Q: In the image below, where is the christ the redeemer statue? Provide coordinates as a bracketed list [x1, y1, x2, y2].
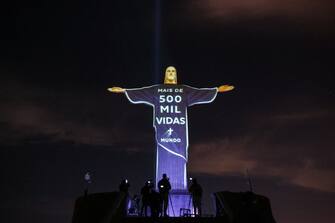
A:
[108, 66, 234, 190]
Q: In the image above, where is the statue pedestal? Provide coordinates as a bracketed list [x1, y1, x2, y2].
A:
[167, 190, 193, 217]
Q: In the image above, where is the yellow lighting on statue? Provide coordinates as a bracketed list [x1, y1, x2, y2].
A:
[218, 85, 235, 92]
[107, 87, 125, 93]
[107, 66, 234, 94]
[164, 66, 178, 85]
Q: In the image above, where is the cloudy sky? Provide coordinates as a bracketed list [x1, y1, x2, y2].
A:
[2, 0, 335, 222]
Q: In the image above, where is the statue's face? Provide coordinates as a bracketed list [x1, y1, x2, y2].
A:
[164, 66, 177, 84]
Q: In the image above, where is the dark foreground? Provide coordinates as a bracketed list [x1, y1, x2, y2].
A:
[72, 191, 276, 223]
[123, 217, 228, 223]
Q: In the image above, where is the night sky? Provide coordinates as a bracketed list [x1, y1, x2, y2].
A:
[2, 0, 335, 222]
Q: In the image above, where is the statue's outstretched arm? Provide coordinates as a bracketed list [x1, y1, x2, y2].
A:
[107, 87, 126, 93]
[218, 85, 234, 93]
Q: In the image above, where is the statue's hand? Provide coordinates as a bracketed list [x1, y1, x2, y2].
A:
[107, 87, 126, 93]
[218, 85, 234, 92]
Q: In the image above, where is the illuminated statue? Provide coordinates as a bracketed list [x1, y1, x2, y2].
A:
[108, 66, 234, 190]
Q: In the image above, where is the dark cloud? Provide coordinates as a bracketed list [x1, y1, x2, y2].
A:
[0, 80, 155, 149]
[189, 99, 335, 192]
[186, 0, 335, 25]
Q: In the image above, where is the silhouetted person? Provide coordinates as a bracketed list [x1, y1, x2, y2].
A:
[188, 178, 202, 216]
[140, 181, 152, 217]
[150, 189, 162, 219]
[118, 179, 130, 216]
[119, 179, 130, 194]
[158, 173, 171, 217]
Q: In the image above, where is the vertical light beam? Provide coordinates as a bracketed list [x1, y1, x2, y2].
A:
[154, 0, 161, 84]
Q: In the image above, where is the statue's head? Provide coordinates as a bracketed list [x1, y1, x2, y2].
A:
[164, 66, 177, 84]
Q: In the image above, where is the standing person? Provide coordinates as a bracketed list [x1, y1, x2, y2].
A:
[140, 181, 152, 217]
[118, 179, 130, 216]
[150, 188, 161, 219]
[188, 178, 203, 217]
[158, 174, 171, 217]
[119, 179, 130, 194]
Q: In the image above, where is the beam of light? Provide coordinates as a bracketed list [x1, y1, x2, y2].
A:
[153, 0, 161, 84]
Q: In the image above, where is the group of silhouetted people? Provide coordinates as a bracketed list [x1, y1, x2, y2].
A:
[119, 173, 202, 217]
[139, 173, 172, 217]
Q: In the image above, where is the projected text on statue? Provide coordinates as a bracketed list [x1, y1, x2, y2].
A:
[125, 85, 218, 189]
[157, 90, 184, 144]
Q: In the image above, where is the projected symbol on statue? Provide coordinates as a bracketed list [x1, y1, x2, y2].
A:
[108, 66, 234, 190]
[166, 128, 174, 137]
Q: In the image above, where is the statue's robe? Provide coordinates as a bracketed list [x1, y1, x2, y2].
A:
[125, 84, 217, 189]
